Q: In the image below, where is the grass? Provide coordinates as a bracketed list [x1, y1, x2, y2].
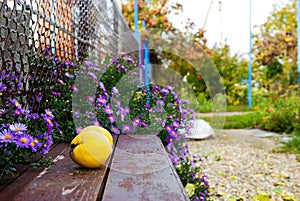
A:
[198, 103, 254, 113]
[199, 109, 300, 155]
[275, 136, 300, 154]
[199, 111, 263, 129]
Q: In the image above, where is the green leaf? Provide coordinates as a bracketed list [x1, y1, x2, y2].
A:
[184, 183, 195, 197]
[272, 187, 282, 195]
[252, 191, 271, 201]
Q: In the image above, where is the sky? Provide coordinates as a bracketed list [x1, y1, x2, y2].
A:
[169, 0, 286, 55]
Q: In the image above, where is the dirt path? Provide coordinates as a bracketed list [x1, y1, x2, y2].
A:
[187, 129, 300, 201]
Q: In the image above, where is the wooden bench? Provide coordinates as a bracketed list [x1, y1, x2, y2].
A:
[0, 135, 189, 201]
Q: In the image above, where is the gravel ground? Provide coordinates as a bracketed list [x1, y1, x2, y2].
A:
[187, 129, 300, 201]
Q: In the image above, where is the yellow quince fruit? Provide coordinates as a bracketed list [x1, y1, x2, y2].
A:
[80, 126, 113, 145]
[70, 127, 113, 168]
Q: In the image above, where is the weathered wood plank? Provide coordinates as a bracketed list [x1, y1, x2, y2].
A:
[1, 143, 111, 201]
[0, 143, 60, 192]
[101, 134, 189, 201]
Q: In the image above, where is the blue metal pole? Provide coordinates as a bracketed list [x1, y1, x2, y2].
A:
[298, 0, 300, 97]
[143, 0, 150, 105]
[142, 24, 150, 87]
[248, 0, 252, 107]
[134, 0, 142, 86]
[144, 0, 150, 88]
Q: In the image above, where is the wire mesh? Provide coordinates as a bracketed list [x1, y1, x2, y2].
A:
[0, 0, 138, 112]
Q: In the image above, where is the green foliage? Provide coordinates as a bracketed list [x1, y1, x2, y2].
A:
[210, 45, 249, 106]
[201, 111, 264, 129]
[197, 93, 212, 113]
[276, 136, 300, 154]
[175, 148, 210, 200]
[253, 0, 298, 93]
[259, 95, 299, 134]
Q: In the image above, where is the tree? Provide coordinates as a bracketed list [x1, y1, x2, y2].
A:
[253, 0, 297, 93]
[121, 0, 219, 101]
[210, 45, 249, 105]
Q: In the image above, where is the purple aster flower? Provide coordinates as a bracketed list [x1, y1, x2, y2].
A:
[111, 58, 119, 63]
[43, 117, 54, 133]
[166, 85, 174, 91]
[9, 123, 27, 134]
[112, 87, 119, 96]
[36, 94, 42, 102]
[87, 71, 97, 80]
[122, 124, 132, 133]
[120, 52, 127, 56]
[0, 130, 15, 145]
[14, 108, 23, 116]
[124, 107, 130, 114]
[83, 60, 94, 67]
[15, 134, 32, 148]
[73, 111, 80, 118]
[141, 122, 148, 128]
[0, 82, 7, 91]
[172, 121, 180, 129]
[93, 67, 101, 71]
[193, 196, 200, 201]
[65, 72, 74, 78]
[160, 88, 169, 95]
[172, 92, 178, 99]
[72, 85, 79, 92]
[30, 138, 42, 152]
[132, 117, 141, 127]
[40, 139, 52, 154]
[10, 99, 22, 108]
[111, 126, 120, 135]
[98, 82, 105, 90]
[189, 121, 194, 129]
[97, 96, 107, 106]
[21, 109, 30, 116]
[169, 129, 177, 138]
[189, 171, 196, 180]
[180, 99, 189, 105]
[76, 127, 82, 134]
[65, 60, 72, 66]
[52, 91, 61, 96]
[92, 120, 100, 126]
[164, 125, 172, 132]
[126, 57, 134, 62]
[45, 109, 54, 120]
[104, 107, 113, 115]
[0, 109, 6, 116]
[152, 84, 161, 92]
[57, 79, 65, 85]
[86, 96, 94, 104]
[116, 65, 126, 70]
[156, 100, 165, 107]
[155, 107, 163, 112]
[108, 115, 115, 123]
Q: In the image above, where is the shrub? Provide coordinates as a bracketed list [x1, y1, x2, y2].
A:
[259, 95, 299, 134]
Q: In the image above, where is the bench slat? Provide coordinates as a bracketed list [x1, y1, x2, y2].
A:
[101, 135, 189, 201]
[0, 143, 60, 192]
[2, 143, 110, 201]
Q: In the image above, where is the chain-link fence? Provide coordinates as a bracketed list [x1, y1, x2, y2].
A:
[0, 0, 138, 111]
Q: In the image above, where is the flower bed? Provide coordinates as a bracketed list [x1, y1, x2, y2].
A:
[0, 53, 210, 200]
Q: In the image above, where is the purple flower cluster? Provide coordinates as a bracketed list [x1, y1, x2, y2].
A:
[0, 99, 54, 154]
